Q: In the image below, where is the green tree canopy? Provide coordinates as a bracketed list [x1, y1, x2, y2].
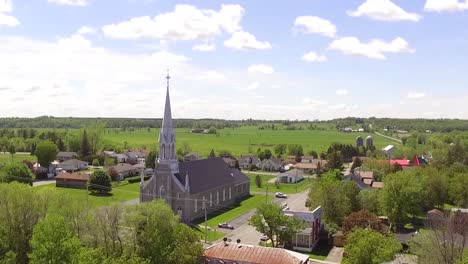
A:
[343, 228, 401, 264]
[88, 169, 112, 195]
[35, 141, 59, 169]
[0, 162, 34, 184]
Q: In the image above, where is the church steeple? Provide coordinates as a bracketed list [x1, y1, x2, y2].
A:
[159, 70, 176, 161]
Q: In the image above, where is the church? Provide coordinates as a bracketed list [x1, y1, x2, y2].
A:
[140, 74, 250, 222]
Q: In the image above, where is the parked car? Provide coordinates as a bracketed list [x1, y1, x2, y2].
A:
[260, 234, 268, 241]
[275, 192, 287, 198]
[218, 223, 234, 230]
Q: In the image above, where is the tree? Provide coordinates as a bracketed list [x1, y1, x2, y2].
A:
[0, 162, 34, 184]
[104, 157, 116, 167]
[8, 144, 15, 161]
[255, 175, 262, 188]
[308, 150, 318, 159]
[29, 215, 81, 264]
[56, 138, 65, 151]
[326, 149, 343, 171]
[88, 122, 106, 155]
[92, 159, 100, 167]
[80, 130, 91, 160]
[0, 183, 50, 263]
[107, 167, 119, 181]
[343, 228, 401, 264]
[264, 149, 272, 160]
[208, 149, 216, 158]
[351, 156, 362, 170]
[145, 150, 158, 169]
[342, 210, 387, 235]
[287, 144, 304, 157]
[249, 202, 305, 247]
[449, 173, 468, 208]
[358, 189, 381, 215]
[422, 167, 449, 209]
[380, 171, 424, 229]
[34, 141, 59, 170]
[126, 200, 203, 264]
[274, 144, 287, 157]
[88, 169, 112, 195]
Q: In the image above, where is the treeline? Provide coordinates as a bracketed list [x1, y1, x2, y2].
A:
[0, 183, 202, 264]
[1, 116, 467, 133]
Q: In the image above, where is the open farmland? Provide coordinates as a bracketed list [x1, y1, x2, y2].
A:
[104, 126, 399, 156]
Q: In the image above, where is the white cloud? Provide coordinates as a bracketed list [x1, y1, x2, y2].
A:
[302, 97, 326, 105]
[192, 43, 216, 52]
[224, 31, 272, 50]
[328, 36, 414, 60]
[302, 52, 327, 62]
[47, 0, 88, 6]
[336, 89, 349, 96]
[407, 92, 426, 99]
[76, 26, 96, 35]
[238, 82, 260, 91]
[102, 4, 244, 41]
[0, 0, 19, 27]
[348, 0, 421, 22]
[424, 0, 468, 12]
[247, 64, 274, 74]
[294, 16, 337, 37]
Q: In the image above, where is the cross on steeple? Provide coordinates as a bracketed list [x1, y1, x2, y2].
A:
[166, 69, 170, 89]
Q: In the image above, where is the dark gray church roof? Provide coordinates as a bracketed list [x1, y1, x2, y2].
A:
[175, 157, 249, 195]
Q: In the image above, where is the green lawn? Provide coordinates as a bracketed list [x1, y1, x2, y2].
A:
[103, 126, 399, 156]
[0, 153, 36, 165]
[247, 173, 315, 194]
[196, 195, 273, 228]
[34, 182, 140, 209]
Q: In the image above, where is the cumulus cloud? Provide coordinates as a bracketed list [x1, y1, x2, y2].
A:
[102, 4, 244, 41]
[47, 0, 88, 6]
[0, 0, 19, 27]
[328, 36, 414, 60]
[336, 89, 349, 96]
[247, 64, 274, 74]
[348, 0, 421, 22]
[294, 16, 336, 37]
[76, 26, 96, 35]
[407, 92, 426, 99]
[424, 0, 468, 12]
[192, 43, 216, 52]
[224, 31, 272, 50]
[302, 52, 327, 62]
[236, 82, 260, 91]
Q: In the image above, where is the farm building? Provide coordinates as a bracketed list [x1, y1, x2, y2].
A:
[277, 168, 304, 183]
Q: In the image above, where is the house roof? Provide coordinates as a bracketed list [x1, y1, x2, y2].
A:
[111, 163, 137, 173]
[125, 150, 147, 159]
[203, 243, 309, 264]
[371, 181, 384, 189]
[363, 178, 373, 185]
[56, 172, 89, 181]
[283, 206, 322, 222]
[58, 159, 88, 166]
[390, 159, 410, 167]
[57, 151, 78, 158]
[278, 168, 304, 177]
[359, 171, 374, 179]
[175, 157, 249, 195]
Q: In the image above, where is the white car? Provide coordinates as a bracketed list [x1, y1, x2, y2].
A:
[260, 234, 268, 241]
[275, 192, 288, 198]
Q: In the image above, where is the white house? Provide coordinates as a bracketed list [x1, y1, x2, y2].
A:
[277, 169, 304, 183]
[56, 159, 89, 172]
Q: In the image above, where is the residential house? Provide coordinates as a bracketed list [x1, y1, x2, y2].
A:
[140, 77, 250, 222]
[203, 242, 311, 264]
[261, 157, 283, 171]
[222, 156, 237, 168]
[184, 153, 201, 162]
[109, 163, 139, 181]
[294, 159, 327, 174]
[57, 151, 78, 162]
[125, 149, 147, 164]
[285, 155, 298, 164]
[238, 154, 261, 170]
[277, 169, 304, 183]
[283, 206, 322, 252]
[300, 156, 315, 163]
[115, 154, 128, 163]
[57, 159, 89, 172]
[55, 172, 89, 189]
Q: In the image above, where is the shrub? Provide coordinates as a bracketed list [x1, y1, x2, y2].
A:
[88, 169, 112, 195]
[92, 159, 100, 167]
[275, 179, 280, 189]
[255, 175, 262, 188]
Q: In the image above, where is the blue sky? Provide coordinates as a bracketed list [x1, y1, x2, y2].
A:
[0, 0, 467, 120]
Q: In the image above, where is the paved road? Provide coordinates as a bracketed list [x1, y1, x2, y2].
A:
[213, 191, 310, 246]
[32, 180, 56, 187]
[241, 170, 277, 176]
[374, 131, 402, 143]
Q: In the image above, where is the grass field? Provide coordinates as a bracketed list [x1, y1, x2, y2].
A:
[103, 126, 399, 156]
[34, 181, 140, 208]
[0, 153, 36, 165]
[246, 173, 315, 194]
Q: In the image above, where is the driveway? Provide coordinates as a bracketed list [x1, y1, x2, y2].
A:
[32, 179, 56, 187]
[325, 246, 343, 263]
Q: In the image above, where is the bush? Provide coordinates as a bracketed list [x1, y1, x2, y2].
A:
[92, 159, 100, 167]
[255, 175, 262, 188]
[0, 162, 35, 185]
[107, 167, 119, 181]
[128, 175, 151, 183]
[88, 169, 112, 195]
[275, 179, 280, 189]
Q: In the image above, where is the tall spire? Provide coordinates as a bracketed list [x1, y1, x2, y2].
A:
[159, 70, 176, 161]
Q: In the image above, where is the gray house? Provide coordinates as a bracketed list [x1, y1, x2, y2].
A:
[57, 152, 78, 162]
[261, 157, 283, 171]
[56, 159, 89, 172]
[238, 154, 261, 170]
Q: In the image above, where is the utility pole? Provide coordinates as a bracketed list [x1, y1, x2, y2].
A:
[204, 198, 208, 243]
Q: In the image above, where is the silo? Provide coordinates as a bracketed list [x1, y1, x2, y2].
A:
[365, 135, 374, 148]
[356, 136, 364, 147]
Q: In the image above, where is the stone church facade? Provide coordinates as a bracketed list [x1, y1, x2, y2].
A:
[140, 75, 250, 222]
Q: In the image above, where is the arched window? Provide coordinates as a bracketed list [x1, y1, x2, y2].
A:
[161, 144, 165, 159]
